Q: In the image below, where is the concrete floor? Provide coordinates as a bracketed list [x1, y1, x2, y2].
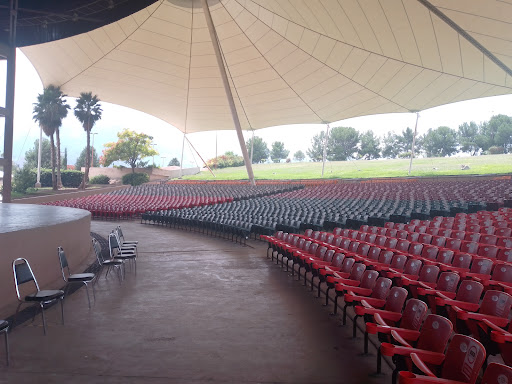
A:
[0, 221, 390, 384]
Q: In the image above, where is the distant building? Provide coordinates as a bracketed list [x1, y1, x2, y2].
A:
[67, 165, 75, 170]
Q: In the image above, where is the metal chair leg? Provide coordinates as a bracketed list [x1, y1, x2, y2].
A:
[84, 283, 91, 309]
[41, 304, 48, 335]
[4, 329, 9, 366]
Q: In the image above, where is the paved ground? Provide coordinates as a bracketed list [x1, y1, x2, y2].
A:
[0, 221, 390, 383]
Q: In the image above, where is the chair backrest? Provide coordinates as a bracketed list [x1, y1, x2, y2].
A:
[374, 235, 387, 247]
[325, 234, 334, 245]
[460, 241, 479, 254]
[384, 287, 408, 313]
[417, 265, 440, 284]
[455, 280, 484, 304]
[445, 238, 462, 251]
[418, 233, 432, 244]
[384, 237, 398, 250]
[339, 238, 351, 250]
[416, 314, 453, 353]
[389, 253, 407, 270]
[309, 242, 319, 255]
[12, 257, 39, 300]
[480, 363, 512, 384]
[365, 233, 377, 244]
[357, 243, 370, 257]
[340, 257, 356, 274]
[465, 232, 481, 242]
[431, 235, 447, 247]
[480, 234, 498, 245]
[498, 248, 512, 263]
[491, 263, 512, 284]
[403, 259, 422, 276]
[323, 249, 335, 263]
[330, 253, 345, 268]
[451, 253, 472, 269]
[304, 229, 313, 237]
[408, 242, 423, 256]
[451, 230, 466, 240]
[399, 299, 428, 330]
[407, 232, 420, 242]
[297, 238, 305, 250]
[367, 246, 382, 261]
[371, 277, 392, 299]
[436, 249, 455, 265]
[440, 334, 486, 384]
[348, 241, 360, 253]
[315, 246, 327, 259]
[348, 263, 366, 281]
[469, 258, 493, 275]
[436, 272, 460, 294]
[477, 245, 498, 259]
[58, 246, 70, 281]
[421, 245, 439, 261]
[332, 236, 343, 248]
[359, 270, 379, 290]
[396, 230, 408, 240]
[479, 290, 512, 317]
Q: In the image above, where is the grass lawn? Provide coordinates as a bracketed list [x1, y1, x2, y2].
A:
[184, 154, 512, 181]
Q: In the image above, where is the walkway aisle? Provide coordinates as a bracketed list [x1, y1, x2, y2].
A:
[0, 221, 388, 384]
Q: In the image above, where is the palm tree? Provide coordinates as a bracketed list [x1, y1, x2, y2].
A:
[32, 85, 70, 190]
[74, 92, 102, 189]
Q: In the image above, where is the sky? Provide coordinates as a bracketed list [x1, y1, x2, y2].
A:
[1, 49, 512, 169]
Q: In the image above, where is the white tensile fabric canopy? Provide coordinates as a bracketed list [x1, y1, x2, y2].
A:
[22, 0, 512, 134]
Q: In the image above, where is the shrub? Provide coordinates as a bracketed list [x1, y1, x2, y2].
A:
[206, 152, 244, 169]
[122, 172, 149, 186]
[90, 175, 110, 184]
[13, 165, 36, 193]
[61, 170, 84, 187]
[489, 146, 505, 155]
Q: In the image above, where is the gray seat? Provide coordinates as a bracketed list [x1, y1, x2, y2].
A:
[92, 238, 124, 282]
[58, 247, 96, 308]
[13, 258, 65, 335]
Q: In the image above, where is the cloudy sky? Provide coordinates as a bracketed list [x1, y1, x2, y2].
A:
[2, 50, 512, 168]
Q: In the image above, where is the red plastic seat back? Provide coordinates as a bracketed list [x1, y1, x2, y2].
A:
[498, 248, 512, 263]
[378, 227, 388, 236]
[480, 234, 498, 245]
[383, 287, 408, 313]
[479, 290, 512, 317]
[399, 299, 428, 330]
[356, 232, 367, 242]
[340, 257, 356, 274]
[416, 314, 453, 353]
[451, 230, 466, 240]
[371, 277, 392, 299]
[367, 247, 381, 261]
[312, 231, 321, 240]
[481, 227, 496, 235]
[302, 240, 312, 253]
[496, 228, 512, 237]
[477, 245, 498, 259]
[439, 229, 453, 238]
[421, 245, 439, 261]
[460, 241, 479, 254]
[469, 258, 493, 275]
[436, 272, 460, 294]
[397, 230, 408, 240]
[418, 233, 432, 244]
[348, 263, 367, 281]
[465, 232, 481, 242]
[432, 235, 447, 247]
[378, 250, 394, 265]
[339, 238, 351, 250]
[384, 237, 398, 250]
[332, 228, 342, 236]
[332, 236, 343, 248]
[389, 254, 407, 270]
[348, 241, 360, 253]
[451, 253, 472, 269]
[359, 270, 379, 290]
[408, 242, 423, 256]
[365, 233, 377, 244]
[407, 232, 420, 242]
[375, 235, 387, 247]
[418, 265, 440, 284]
[323, 249, 335, 263]
[315, 246, 327, 259]
[446, 238, 462, 251]
[296, 238, 306, 250]
[304, 229, 313, 238]
[357, 243, 370, 257]
[456, 280, 484, 304]
[396, 240, 410, 252]
[426, 227, 440, 236]
[441, 335, 486, 384]
[497, 237, 512, 248]
[319, 232, 327, 243]
[309, 243, 319, 256]
[325, 234, 334, 245]
[480, 363, 512, 384]
[491, 263, 512, 284]
[387, 229, 398, 238]
[330, 253, 345, 268]
[403, 259, 422, 276]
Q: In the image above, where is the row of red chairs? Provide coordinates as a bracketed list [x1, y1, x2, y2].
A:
[262, 224, 512, 384]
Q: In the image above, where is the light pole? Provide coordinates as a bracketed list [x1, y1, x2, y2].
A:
[90, 132, 98, 167]
[161, 156, 166, 167]
[151, 143, 157, 166]
[35, 126, 42, 188]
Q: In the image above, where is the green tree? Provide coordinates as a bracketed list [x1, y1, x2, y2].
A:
[293, 150, 305, 162]
[327, 126, 359, 161]
[168, 157, 180, 166]
[62, 147, 68, 169]
[24, 139, 52, 169]
[422, 126, 459, 157]
[458, 121, 480, 155]
[75, 147, 100, 169]
[101, 129, 158, 173]
[381, 132, 401, 158]
[74, 92, 103, 188]
[270, 141, 289, 163]
[358, 130, 380, 159]
[245, 136, 269, 163]
[486, 114, 512, 153]
[307, 130, 326, 162]
[32, 85, 70, 190]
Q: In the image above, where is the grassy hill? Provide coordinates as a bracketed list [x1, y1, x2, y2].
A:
[184, 154, 512, 181]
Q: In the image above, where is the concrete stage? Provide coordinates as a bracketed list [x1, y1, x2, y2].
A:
[0, 204, 91, 318]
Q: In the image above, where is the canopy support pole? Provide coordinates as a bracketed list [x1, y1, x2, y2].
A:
[201, 0, 255, 185]
[250, 130, 254, 164]
[185, 136, 215, 178]
[179, 132, 186, 178]
[321, 123, 330, 177]
[2, 0, 17, 203]
[408, 112, 420, 176]
[35, 126, 42, 188]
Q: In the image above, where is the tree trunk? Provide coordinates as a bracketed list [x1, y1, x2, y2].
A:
[55, 127, 63, 189]
[50, 134, 57, 190]
[82, 128, 91, 190]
